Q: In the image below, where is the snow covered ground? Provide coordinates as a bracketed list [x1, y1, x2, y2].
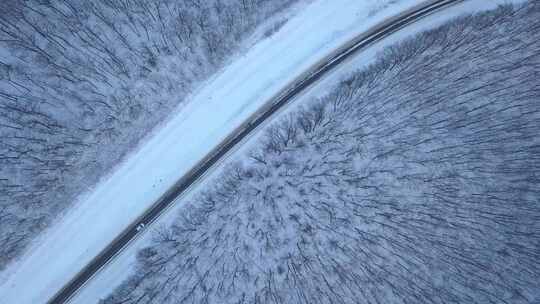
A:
[0, 0, 526, 303]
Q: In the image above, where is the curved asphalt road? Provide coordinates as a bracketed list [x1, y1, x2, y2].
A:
[48, 0, 464, 303]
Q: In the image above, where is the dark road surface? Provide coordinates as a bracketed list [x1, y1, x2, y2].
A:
[48, 0, 464, 303]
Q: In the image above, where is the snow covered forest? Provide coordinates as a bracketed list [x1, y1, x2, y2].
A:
[104, 2, 540, 304]
[0, 0, 300, 270]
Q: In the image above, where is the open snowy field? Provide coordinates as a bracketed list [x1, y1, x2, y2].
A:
[0, 0, 530, 303]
